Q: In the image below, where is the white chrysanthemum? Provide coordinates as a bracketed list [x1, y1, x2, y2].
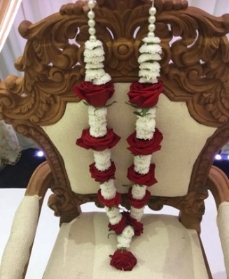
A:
[117, 226, 134, 248]
[135, 125, 155, 140]
[131, 184, 147, 200]
[139, 77, 159, 84]
[130, 206, 144, 222]
[136, 115, 156, 140]
[139, 61, 160, 71]
[93, 73, 112, 85]
[134, 155, 152, 175]
[85, 63, 104, 69]
[101, 180, 116, 199]
[85, 39, 103, 50]
[93, 149, 111, 171]
[84, 56, 104, 64]
[88, 106, 107, 117]
[138, 53, 162, 64]
[139, 69, 160, 81]
[105, 206, 122, 224]
[143, 61, 161, 72]
[85, 69, 106, 80]
[139, 62, 161, 71]
[88, 114, 107, 126]
[88, 107, 107, 137]
[143, 36, 161, 44]
[84, 47, 105, 58]
[89, 115, 107, 137]
[139, 44, 162, 55]
[89, 125, 107, 137]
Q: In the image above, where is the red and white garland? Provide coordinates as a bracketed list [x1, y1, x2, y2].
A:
[72, 0, 164, 271]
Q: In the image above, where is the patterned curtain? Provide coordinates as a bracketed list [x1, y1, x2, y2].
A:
[0, 120, 21, 168]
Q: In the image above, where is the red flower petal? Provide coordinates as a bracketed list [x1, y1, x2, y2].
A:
[98, 190, 121, 207]
[110, 249, 137, 271]
[89, 161, 116, 183]
[127, 128, 163, 155]
[127, 164, 157, 186]
[76, 128, 120, 151]
[122, 211, 143, 236]
[72, 81, 114, 107]
[128, 188, 151, 209]
[128, 81, 164, 108]
[108, 215, 127, 234]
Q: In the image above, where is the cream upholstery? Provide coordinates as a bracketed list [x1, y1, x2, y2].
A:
[217, 202, 229, 276]
[42, 83, 216, 197]
[43, 212, 208, 279]
[0, 195, 40, 279]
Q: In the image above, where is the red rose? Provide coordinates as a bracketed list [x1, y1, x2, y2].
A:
[127, 128, 163, 155]
[76, 128, 120, 151]
[122, 212, 143, 236]
[128, 189, 151, 209]
[72, 81, 114, 107]
[110, 249, 137, 271]
[127, 81, 164, 108]
[98, 190, 121, 207]
[90, 161, 116, 183]
[108, 215, 127, 235]
[127, 164, 157, 186]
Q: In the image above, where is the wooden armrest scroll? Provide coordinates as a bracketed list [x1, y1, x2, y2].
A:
[25, 161, 54, 200]
[207, 165, 229, 209]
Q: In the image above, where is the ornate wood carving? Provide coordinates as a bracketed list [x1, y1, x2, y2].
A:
[1, 0, 229, 127]
[1, 0, 229, 226]
[207, 165, 229, 209]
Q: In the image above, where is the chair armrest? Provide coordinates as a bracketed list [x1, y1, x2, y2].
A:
[207, 165, 229, 209]
[0, 161, 53, 279]
[207, 166, 229, 278]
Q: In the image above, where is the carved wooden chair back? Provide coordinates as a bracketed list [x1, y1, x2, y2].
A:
[1, 0, 229, 231]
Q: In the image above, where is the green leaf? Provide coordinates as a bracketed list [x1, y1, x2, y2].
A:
[107, 233, 116, 239]
[122, 184, 133, 187]
[125, 102, 139, 109]
[83, 101, 89, 106]
[133, 111, 142, 116]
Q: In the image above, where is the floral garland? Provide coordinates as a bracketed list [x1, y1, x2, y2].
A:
[72, 0, 164, 272]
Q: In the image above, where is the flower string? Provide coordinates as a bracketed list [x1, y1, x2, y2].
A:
[126, 0, 164, 235]
[110, 0, 164, 270]
[72, 0, 164, 272]
[72, 0, 137, 271]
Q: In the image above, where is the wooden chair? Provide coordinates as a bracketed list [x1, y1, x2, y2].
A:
[1, 0, 229, 278]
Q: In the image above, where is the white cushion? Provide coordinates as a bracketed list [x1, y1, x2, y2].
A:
[43, 212, 208, 279]
[42, 83, 216, 197]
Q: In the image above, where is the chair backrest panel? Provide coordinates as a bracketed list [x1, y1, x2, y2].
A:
[42, 83, 216, 197]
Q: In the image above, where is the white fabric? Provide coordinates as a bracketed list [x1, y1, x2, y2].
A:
[0, 120, 21, 165]
[0, 195, 40, 279]
[42, 83, 216, 197]
[217, 202, 229, 278]
[43, 212, 208, 279]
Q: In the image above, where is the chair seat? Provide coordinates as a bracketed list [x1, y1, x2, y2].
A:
[43, 212, 208, 279]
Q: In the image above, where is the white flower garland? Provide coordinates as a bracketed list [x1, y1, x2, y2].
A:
[76, 0, 163, 268]
[128, 3, 163, 243]
[83, 0, 135, 250]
